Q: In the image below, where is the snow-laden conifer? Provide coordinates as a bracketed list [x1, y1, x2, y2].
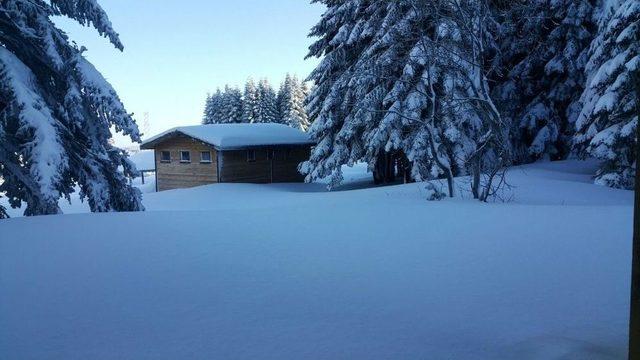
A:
[302, 0, 509, 198]
[278, 74, 310, 131]
[574, 0, 639, 189]
[219, 85, 244, 123]
[0, 0, 143, 217]
[256, 79, 279, 123]
[493, 0, 596, 162]
[202, 89, 224, 124]
[242, 78, 260, 123]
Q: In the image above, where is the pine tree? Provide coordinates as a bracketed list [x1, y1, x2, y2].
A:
[302, 0, 510, 197]
[256, 79, 278, 123]
[301, 0, 637, 191]
[202, 94, 213, 124]
[276, 79, 288, 124]
[0, 0, 143, 217]
[290, 76, 311, 131]
[242, 78, 260, 123]
[493, 0, 596, 162]
[301, 80, 312, 100]
[202, 89, 223, 124]
[301, 0, 382, 186]
[574, 0, 639, 189]
[301, 0, 458, 187]
[301, 0, 424, 186]
[278, 74, 310, 131]
[219, 85, 244, 123]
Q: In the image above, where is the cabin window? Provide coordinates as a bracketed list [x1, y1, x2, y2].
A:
[160, 151, 171, 163]
[180, 151, 191, 163]
[246, 150, 256, 162]
[200, 151, 212, 163]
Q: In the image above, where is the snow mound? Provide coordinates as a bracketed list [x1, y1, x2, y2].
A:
[0, 160, 633, 359]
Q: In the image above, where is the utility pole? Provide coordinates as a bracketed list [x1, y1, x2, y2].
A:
[629, 71, 640, 360]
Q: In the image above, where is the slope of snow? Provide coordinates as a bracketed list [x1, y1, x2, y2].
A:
[0, 160, 633, 359]
[141, 123, 315, 150]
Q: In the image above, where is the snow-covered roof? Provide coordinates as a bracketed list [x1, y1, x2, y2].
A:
[141, 124, 315, 150]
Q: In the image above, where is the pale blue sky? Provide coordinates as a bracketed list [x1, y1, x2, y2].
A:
[56, 0, 324, 145]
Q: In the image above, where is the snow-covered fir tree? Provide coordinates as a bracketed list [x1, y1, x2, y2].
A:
[278, 74, 310, 131]
[202, 93, 214, 124]
[302, 0, 509, 197]
[573, 0, 639, 189]
[493, 0, 596, 162]
[302, 0, 367, 187]
[219, 85, 244, 123]
[302, 0, 638, 191]
[202, 89, 224, 124]
[0, 0, 143, 217]
[301, 80, 312, 100]
[403, 0, 510, 199]
[255, 79, 279, 123]
[201, 75, 309, 127]
[242, 78, 260, 123]
[276, 77, 289, 123]
[301, 0, 426, 187]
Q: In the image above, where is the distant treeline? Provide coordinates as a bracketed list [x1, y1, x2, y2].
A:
[203, 74, 310, 131]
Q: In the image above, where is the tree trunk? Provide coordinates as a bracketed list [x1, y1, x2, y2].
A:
[373, 152, 397, 184]
[385, 152, 396, 183]
[445, 172, 454, 198]
[471, 156, 481, 199]
[398, 153, 415, 184]
[373, 153, 385, 184]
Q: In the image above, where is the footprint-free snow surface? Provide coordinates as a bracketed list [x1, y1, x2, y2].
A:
[0, 160, 633, 359]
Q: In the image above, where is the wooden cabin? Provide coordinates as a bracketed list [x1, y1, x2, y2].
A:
[140, 124, 315, 191]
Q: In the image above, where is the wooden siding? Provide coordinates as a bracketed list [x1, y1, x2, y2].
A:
[219, 146, 309, 183]
[271, 147, 309, 183]
[154, 134, 218, 191]
[219, 148, 271, 183]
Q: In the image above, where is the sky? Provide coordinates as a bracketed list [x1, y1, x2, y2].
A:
[56, 0, 325, 146]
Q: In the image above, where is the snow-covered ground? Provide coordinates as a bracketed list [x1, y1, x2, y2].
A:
[0, 160, 633, 359]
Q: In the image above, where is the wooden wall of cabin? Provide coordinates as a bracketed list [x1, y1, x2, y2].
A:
[154, 134, 218, 191]
[219, 146, 310, 183]
[219, 148, 271, 183]
[271, 146, 309, 183]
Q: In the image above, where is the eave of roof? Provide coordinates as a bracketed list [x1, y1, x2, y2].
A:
[140, 127, 315, 151]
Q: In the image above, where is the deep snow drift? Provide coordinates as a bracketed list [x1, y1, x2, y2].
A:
[0, 160, 633, 359]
